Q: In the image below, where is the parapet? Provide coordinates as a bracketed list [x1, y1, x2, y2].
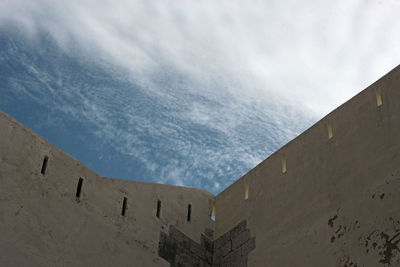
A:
[1, 64, 400, 266]
[214, 64, 400, 266]
[0, 109, 214, 266]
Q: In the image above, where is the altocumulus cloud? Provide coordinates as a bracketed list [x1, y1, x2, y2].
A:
[0, 0, 400, 194]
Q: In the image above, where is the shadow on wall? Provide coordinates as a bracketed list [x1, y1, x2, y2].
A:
[158, 220, 255, 267]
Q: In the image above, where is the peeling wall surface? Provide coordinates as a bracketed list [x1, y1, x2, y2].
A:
[1, 65, 400, 266]
[215, 65, 400, 266]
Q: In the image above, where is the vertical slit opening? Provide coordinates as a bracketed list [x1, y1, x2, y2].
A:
[327, 122, 333, 139]
[282, 153, 287, 173]
[244, 178, 249, 200]
[41, 156, 48, 175]
[156, 200, 161, 218]
[211, 203, 216, 221]
[376, 88, 382, 107]
[187, 204, 192, 222]
[121, 197, 127, 216]
[76, 178, 83, 198]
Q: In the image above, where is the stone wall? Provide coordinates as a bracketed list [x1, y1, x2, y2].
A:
[213, 220, 255, 267]
[1, 64, 400, 266]
[0, 110, 214, 266]
[215, 64, 400, 266]
[157, 220, 255, 267]
[158, 226, 214, 266]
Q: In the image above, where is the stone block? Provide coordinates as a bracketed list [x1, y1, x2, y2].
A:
[215, 231, 231, 249]
[241, 237, 255, 257]
[214, 236, 225, 249]
[230, 220, 247, 240]
[175, 253, 193, 267]
[158, 231, 177, 262]
[213, 248, 223, 265]
[201, 235, 214, 253]
[238, 256, 248, 267]
[191, 239, 206, 259]
[205, 250, 213, 264]
[232, 229, 249, 250]
[204, 228, 214, 239]
[222, 240, 232, 256]
[223, 248, 241, 266]
[170, 226, 191, 250]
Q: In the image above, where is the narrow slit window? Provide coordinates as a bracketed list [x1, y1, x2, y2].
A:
[76, 178, 83, 198]
[327, 122, 333, 139]
[282, 153, 287, 173]
[156, 200, 161, 218]
[211, 203, 216, 221]
[244, 178, 249, 200]
[187, 204, 192, 222]
[121, 197, 127, 216]
[41, 156, 48, 175]
[376, 88, 382, 107]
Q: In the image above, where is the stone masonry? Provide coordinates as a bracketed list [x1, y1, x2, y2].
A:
[213, 220, 255, 267]
[3, 65, 400, 266]
[158, 220, 255, 267]
[158, 225, 214, 267]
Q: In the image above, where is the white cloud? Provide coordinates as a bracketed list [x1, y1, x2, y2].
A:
[2, 0, 399, 113]
[1, 0, 400, 193]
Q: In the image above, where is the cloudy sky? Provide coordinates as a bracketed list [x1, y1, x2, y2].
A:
[0, 0, 399, 194]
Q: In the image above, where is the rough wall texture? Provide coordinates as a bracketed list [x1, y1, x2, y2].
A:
[215, 64, 400, 266]
[1, 64, 400, 266]
[213, 220, 255, 267]
[0, 110, 214, 266]
[158, 225, 214, 266]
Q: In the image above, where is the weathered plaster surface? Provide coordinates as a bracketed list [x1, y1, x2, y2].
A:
[0, 110, 214, 266]
[1, 64, 400, 266]
[215, 65, 400, 266]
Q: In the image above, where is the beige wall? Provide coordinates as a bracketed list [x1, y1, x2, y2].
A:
[0, 111, 214, 267]
[1, 64, 400, 267]
[215, 65, 400, 266]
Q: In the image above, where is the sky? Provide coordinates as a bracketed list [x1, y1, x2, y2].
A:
[0, 0, 399, 195]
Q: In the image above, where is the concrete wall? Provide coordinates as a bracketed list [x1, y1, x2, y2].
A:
[0, 110, 214, 267]
[214, 65, 400, 266]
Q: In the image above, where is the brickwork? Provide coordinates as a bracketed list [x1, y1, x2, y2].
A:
[3, 64, 400, 267]
[213, 220, 255, 267]
[158, 225, 214, 267]
[158, 220, 255, 267]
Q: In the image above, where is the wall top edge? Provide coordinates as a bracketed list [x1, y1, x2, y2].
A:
[215, 63, 400, 198]
[102, 176, 215, 197]
[2, 63, 399, 199]
[0, 108, 215, 197]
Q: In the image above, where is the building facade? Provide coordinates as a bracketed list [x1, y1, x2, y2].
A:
[1, 65, 400, 266]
